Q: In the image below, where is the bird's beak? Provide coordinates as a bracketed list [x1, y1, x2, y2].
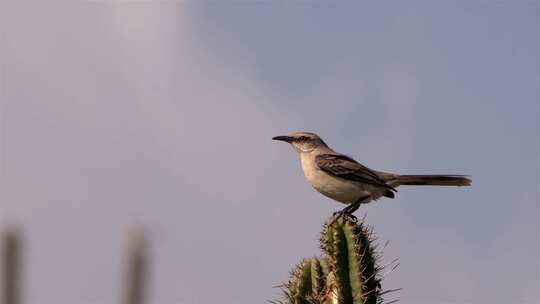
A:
[272, 135, 293, 143]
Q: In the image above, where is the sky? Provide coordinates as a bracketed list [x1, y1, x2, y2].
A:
[0, 1, 538, 304]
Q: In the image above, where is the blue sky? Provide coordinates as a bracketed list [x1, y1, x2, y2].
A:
[1, 1, 538, 304]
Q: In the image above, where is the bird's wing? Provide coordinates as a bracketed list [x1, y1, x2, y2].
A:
[315, 153, 397, 193]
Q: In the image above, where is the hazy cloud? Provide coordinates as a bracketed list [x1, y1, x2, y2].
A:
[1, 2, 538, 304]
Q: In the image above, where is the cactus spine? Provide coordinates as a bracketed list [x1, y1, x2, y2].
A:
[321, 215, 381, 304]
[281, 258, 330, 304]
[277, 215, 395, 304]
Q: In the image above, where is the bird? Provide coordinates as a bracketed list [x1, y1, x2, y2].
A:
[272, 131, 471, 215]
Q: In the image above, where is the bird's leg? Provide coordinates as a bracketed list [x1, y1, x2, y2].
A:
[331, 204, 359, 222]
[332, 196, 368, 220]
[345, 201, 361, 215]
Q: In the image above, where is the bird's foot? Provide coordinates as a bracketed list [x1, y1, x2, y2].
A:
[332, 210, 345, 219]
[331, 210, 354, 218]
[330, 201, 363, 223]
[330, 211, 356, 225]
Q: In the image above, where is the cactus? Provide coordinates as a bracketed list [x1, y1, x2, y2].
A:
[279, 257, 330, 304]
[321, 215, 381, 304]
[276, 215, 398, 304]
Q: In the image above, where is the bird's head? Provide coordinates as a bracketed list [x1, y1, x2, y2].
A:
[272, 131, 328, 153]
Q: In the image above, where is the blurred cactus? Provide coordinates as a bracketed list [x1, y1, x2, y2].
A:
[276, 215, 398, 304]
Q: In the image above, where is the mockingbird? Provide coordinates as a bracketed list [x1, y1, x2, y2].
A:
[273, 131, 471, 215]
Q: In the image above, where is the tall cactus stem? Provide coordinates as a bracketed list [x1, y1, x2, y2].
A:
[320, 215, 381, 304]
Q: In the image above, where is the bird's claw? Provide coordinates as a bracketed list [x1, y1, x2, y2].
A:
[332, 210, 343, 217]
[331, 210, 357, 222]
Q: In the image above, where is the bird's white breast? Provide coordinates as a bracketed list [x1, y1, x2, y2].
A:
[300, 153, 369, 204]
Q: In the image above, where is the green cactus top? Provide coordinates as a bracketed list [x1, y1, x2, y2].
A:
[277, 215, 398, 304]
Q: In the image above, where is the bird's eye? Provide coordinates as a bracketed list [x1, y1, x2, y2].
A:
[298, 136, 309, 141]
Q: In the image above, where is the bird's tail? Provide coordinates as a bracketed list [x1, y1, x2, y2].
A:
[396, 175, 471, 186]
